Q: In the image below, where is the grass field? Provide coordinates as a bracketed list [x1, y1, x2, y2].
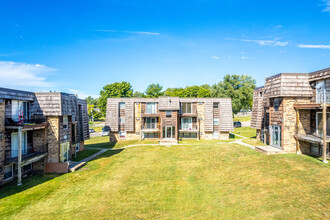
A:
[233, 116, 251, 122]
[0, 136, 329, 219]
[72, 148, 100, 161]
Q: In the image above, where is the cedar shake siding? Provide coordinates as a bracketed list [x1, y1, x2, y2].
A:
[0, 87, 90, 186]
[106, 97, 234, 142]
[251, 67, 330, 160]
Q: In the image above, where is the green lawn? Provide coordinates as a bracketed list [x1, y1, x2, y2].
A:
[85, 136, 159, 149]
[233, 116, 251, 122]
[72, 149, 100, 161]
[0, 137, 329, 219]
[232, 127, 257, 139]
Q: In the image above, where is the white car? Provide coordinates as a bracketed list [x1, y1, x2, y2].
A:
[101, 126, 110, 136]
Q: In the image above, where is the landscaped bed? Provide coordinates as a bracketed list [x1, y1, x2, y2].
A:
[0, 137, 329, 219]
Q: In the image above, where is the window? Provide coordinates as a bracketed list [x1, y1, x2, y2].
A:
[63, 116, 68, 129]
[4, 165, 13, 181]
[316, 112, 330, 136]
[119, 102, 125, 109]
[213, 102, 219, 108]
[119, 117, 125, 125]
[11, 100, 30, 123]
[181, 118, 192, 130]
[60, 142, 70, 162]
[213, 132, 219, 139]
[274, 98, 280, 112]
[11, 131, 27, 158]
[76, 143, 80, 152]
[23, 164, 32, 172]
[180, 132, 197, 139]
[144, 133, 159, 138]
[181, 103, 192, 114]
[213, 118, 219, 125]
[166, 110, 172, 118]
[119, 131, 126, 139]
[146, 117, 156, 129]
[146, 103, 157, 114]
[310, 143, 320, 155]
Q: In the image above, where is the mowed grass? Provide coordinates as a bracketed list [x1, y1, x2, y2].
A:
[85, 136, 159, 149]
[233, 116, 251, 122]
[72, 148, 100, 161]
[1, 137, 330, 219]
[233, 127, 257, 139]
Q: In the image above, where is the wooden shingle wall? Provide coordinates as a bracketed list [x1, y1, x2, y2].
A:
[106, 100, 119, 132]
[158, 97, 180, 110]
[77, 99, 90, 140]
[251, 87, 264, 129]
[0, 87, 35, 101]
[204, 101, 213, 132]
[61, 93, 77, 116]
[34, 93, 62, 116]
[219, 99, 234, 131]
[125, 101, 135, 132]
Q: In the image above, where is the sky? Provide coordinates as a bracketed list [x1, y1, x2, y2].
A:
[0, 0, 329, 98]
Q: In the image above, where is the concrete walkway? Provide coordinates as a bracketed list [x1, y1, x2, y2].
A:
[69, 148, 108, 172]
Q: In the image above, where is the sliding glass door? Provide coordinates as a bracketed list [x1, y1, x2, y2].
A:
[271, 125, 281, 148]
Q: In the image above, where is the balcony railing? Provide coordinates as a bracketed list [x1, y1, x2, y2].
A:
[316, 92, 330, 104]
[141, 124, 160, 130]
[5, 117, 47, 126]
[180, 109, 198, 115]
[141, 109, 158, 115]
[5, 146, 47, 163]
[180, 125, 198, 131]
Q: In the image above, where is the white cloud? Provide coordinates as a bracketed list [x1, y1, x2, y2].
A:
[224, 38, 288, 47]
[67, 89, 99, 99]
[298, 44, 330, 49]
[241, 56, 252, 60]
[94, 30, 160, 35]
[275, 25, 282, 29]
[211, 56, 219, 60]
[322, 0, 330, 12]
[0, 61, 54, 88]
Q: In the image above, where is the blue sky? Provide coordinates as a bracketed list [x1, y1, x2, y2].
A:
[0, 0, 329, 98]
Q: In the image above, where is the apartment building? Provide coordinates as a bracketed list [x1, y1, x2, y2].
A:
[106, 97, 234, 144]
[0, 88, 90, 186]
[251, 67, 330, 163]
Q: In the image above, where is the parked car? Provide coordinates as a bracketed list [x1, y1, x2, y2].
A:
[233, 121, 242, 128]
[89, 128, 95, 133]
[101, 126, 111, 136]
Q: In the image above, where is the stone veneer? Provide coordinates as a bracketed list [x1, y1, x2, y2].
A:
[282, 97, 311, 152]
[46, 116, 60, 163]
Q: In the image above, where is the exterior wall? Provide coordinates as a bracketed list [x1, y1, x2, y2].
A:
[300, 141, 311, 155]
[282, 97, 311, 152]
[159, 110, 178, 139]
[135, 103, 141, 137]
[202, 132, 213, 140]
[220, 131, 229, 140]
[45, 162, 69, 173]
[0, 101, 5, 185]
[46, 116, 60, 163]
[197, 103, 205, 139]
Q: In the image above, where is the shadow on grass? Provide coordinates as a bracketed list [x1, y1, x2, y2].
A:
[0, 173, 60, 200]
[89, 148, 124, 162]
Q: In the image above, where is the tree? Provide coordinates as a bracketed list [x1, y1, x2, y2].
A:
[145, 83, 164, 97]
[211, 75, 256, 113]
[98, 82, 133, 114]
[86, 96, 98, 105]
[164, 85, 211, 98]
[88, 104, 96, 121]
[133, 91, 145, 98]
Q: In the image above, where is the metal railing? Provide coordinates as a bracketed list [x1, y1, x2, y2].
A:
[180, 125, 198, 130]
[141, 124, 160, 130]
[316, 92, 330, 104]
[5, 117, 47, 126]
[180, 109, 198, 115]
[5, 146, 47, 162]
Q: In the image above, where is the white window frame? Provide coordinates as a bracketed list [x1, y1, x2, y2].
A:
[146, 117, 156, 129]
[271, 125, 281, 148]
[60, 142, 70, 163]
[63, 116, 69, 130]
[11, 131, 28, 158]
[4, 164, 13, 181]
[146, 103, 157, 114]
[23, 163, 33, 172]
[316, 112, 330, 136]
[181, 118, 192, 130]
[76, 143, 80, 152]
[166, 110, 172, 118]
[119, 102, 125, 109]
[213, 102, 219, 108]
[213, 118, 219, 125]
[11, 100, 30, 123]
[310, 143, 320, 155]
[181, 103, 192, 114]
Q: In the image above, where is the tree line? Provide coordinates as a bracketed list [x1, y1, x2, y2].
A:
[86, 74, 256, 120]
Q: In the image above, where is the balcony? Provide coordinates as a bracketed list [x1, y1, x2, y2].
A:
[5, 117, 48, 131]
[180, 109, 198, 116]
[316, 92, 330, 104]
[179, 125, 198, 132]
[141, 109, 159, 117]
[141, 124, 160, 132]
[6, 147, 47, 164]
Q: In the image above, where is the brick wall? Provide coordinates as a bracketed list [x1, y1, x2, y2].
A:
[282, 97, 311, 152]
[46, 116, 60, 163]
